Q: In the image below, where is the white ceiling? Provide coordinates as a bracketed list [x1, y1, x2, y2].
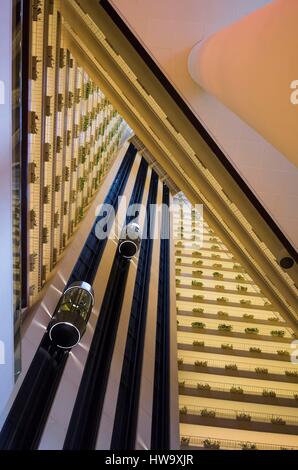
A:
[112, 0, 298, 250]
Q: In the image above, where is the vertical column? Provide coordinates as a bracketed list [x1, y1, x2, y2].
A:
[0, 0, 14, 420]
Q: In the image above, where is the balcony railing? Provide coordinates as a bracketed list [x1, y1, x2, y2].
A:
[179, 404, 298, 426]
[179, 379, 297, 400]
[180, 435, 298, 450]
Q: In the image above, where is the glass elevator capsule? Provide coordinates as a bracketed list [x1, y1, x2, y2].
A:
[48, 281, 94, 349]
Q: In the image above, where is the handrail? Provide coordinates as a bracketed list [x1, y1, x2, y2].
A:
[180, 434, 298, 450]
[179, 379, 297, 399]
[179, 404, 298, 425]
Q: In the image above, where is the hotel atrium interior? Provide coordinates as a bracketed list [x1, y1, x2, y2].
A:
[0, 0, 297, 452]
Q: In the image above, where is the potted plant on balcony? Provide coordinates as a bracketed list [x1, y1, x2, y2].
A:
[243, 313, 254, 319]
[271, 417, 286, 425]
[193, 294, 204, 302]
[230, 386, 244, 394]
[213, 271, 224, 279]
[201, 409, 216, 418]
[277, 350, 290, 356]
[225, 364, 238, 370]
[177, 358, 183, 366]
[255, 367, 268, 374]
[217, 311, 229, 318]
[180, 437, 190, 447]
[221, 343, 233, 350]
[212, 263, 223, 269]
[236, 412, 251, 422]
[215, 285, 225, 291]
[203, 439, 220, 449]
[218, 324, 233, 332]
[217, 297, 229, 304]
[191, 322, 205, 329]
[245, 327, 259, 335]
[241, 443, 257, 450]
[197, 383, 211, 391]
[270, 330, 285, 337]
[249, 347, 262, 353]
[240, 299, 252, 306]
[192, 260, 203, 266]
[237, 285, 248, 293]
[192, 270, 203, 277]
[192, 307, 204, 314]
[194, 360, 208, 368]
[179, 406, 188, 416]
[285, 370, 298, 377]
[262, 390, 276, 398]
[235, 274, 245, 282]
[193, 340, 205, 347]
[178, 381, 185, 388]
[192, 280, 203, 288]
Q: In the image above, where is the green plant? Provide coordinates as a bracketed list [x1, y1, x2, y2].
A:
[233, 264, 241, 270]
[192, 270, 203, 277]
[215, 284, 225, 291]
[217, 311, 229, 318]
[29, 209, 37, 229]
[262, 390, 276, 398]
[201, 409, 216, 418]
[192, 280, 203, 288]
[175, 250, 182, 255]
[235, 275, 245, 282]
[218, 324, 233, 332]
[179, 406, 188, 415]
[237, 285, 248, 293]
[212, 263, 222, 269]
[176, 241, 183, 247]
[192, 307, 204, 314]
[191, 321, 205, 329]
[241, 443, 257, 450]
[236, 413, 251, 422]
[225, 364, 238, 370]
[211, 254, 220, 259]
[245, 327, 259, 335]
[197, 383, 211, 391]
[177, 358, 183, 366]
[176, 258, 182, 264]
[270, 330, 285, 337]
[192, 260, 203, 266]
[277, 350, 290, 356]
[176, 279, 181, 286]
[230, 386, 244, 394]
[271, 417, 286, 425]
[221, 343, 233, 350]
[255, 367, 268, 374]
[213, 271, 223, 279]
[268, 317, 280, 322]
[203, 439, 220, 449]
[194, 360, 208, 367]
[192, 251, 202, 257]
[180, 437, 190, 446]
[193, 340, 205, 347]
[175, 268, 181, 275]
[193, 295, 204, 301]
[285, 370, 298, 377]
[216, 297, 229, 304]
[178, 381, 185, 388]
[249, 347, 262, 353]
[211, 245, 220, 251]
[240, 299, 252, 305]
[243, 313, 254, 319]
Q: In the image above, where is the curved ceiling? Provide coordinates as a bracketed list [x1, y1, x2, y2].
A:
[111, 0, 298, 251]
